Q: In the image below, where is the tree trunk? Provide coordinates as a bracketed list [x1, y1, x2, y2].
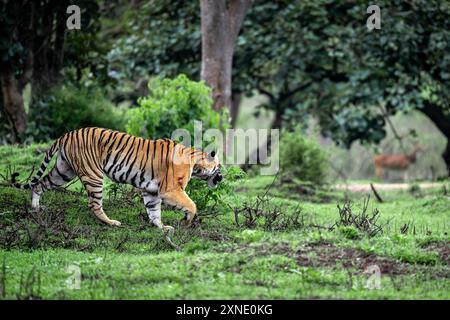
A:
[271, 107, 283, 129]
[230, 92, 242, 127]
[200, 0, 250, 112]
[18, 1, 36, 92]
[419, 101, 450, 176]
[242, 103, 282, 172]
[0, 66, 27, 138]
[52, 3, 66, 81]
[443, 140, 450, 176]
[31, 1, 55, 102]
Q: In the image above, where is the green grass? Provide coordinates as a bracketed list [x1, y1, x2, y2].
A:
[0, 144, 449, 299]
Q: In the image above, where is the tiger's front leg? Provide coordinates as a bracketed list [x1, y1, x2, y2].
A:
[142, 191, 174, 234]
[81, 176, 122, 226]
[161, 190, 197, 227]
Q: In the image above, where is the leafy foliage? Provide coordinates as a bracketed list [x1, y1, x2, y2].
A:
[312, 0, 450, 147]
[106, 0, 200, 82]
[187, 165, 246, 213]
[63, 0, 112, 86]
[279, 126, 328, 184]
[27, 85, 126, 141]
[126, 74, 221, 139]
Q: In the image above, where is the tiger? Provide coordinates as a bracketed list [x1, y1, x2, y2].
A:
[12, 127, 223, 233]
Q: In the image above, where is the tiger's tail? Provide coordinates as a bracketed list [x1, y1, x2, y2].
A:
[12, 140, 60, 189]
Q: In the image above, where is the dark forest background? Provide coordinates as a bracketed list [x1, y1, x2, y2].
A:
[1, 0, 449, 179]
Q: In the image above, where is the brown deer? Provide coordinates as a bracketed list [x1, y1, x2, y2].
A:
[373, 145, 424, 179]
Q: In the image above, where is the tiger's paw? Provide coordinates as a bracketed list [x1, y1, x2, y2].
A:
[109, 219, 122, 226]
[32, 205, 47, 212]
[178, 219, 190, 228]
[179, 217, 198, 228]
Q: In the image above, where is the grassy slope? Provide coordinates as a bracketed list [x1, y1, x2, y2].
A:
[0, 144, 449, 299]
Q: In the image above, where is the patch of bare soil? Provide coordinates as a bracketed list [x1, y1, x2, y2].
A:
[423, 241, 450, 266]
[224, 241, 449, 278]
[293, 242, 408, 275]
[335, 182, 443, 192]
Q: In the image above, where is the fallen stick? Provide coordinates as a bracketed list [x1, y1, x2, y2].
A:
[370, 183, 384, 203]
[164, 235, 180, 251]
[163, 228, 180, 251]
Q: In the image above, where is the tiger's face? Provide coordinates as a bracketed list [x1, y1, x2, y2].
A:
[192, 150, 223, 188]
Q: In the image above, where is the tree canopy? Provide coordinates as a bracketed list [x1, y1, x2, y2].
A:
[129, 0, 449, 171]
[1, 0, 449, 172]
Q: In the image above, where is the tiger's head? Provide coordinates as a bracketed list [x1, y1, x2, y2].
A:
[192, 150, 223, 188]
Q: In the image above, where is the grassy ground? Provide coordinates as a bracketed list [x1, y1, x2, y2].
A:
[0, 144, 449, 299]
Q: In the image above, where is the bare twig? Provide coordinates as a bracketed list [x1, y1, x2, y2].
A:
[333, 196, 384, 237]
[164, 234, 180, 251]
[370, 183, 384, 203]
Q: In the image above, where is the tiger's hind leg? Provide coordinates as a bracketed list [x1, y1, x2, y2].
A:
[142, 191, 173, 234]
[80, 176, 121, 226]
[31, 154, 76, 209]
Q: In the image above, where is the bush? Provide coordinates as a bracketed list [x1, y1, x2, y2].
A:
[126, 74, 224, 140]
[279, 126, 328, 185]
[338, 226, 361, 240]
[27, 84, 126, 141]
[187, 165, 246, 212]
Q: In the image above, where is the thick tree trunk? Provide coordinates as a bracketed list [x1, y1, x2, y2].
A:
[0, 66, 27, 138]
[200, 0, 250, 112]
[419, 101, 450, 176]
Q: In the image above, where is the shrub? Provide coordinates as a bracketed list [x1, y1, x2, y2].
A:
[338, 226, 361, 240]
[126, 74, 224, 140]
[279, 126, 328, 185]
[187, 165, 246, 212]
[334, 197, 384, 237]
[27, 84, 126, 141]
